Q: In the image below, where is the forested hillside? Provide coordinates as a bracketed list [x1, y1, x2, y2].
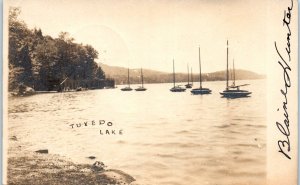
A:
[100, 63, 265, 85]
[8, 7, 112, 91]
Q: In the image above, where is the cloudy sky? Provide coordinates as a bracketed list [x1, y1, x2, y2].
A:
[6, 0, 285, 74]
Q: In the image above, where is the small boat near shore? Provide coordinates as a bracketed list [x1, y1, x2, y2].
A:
[220, 41, 251, 98]
[121, 68, 133, 91]
[135, 68, 147, 91]
[191, 46, 211, 95]
[170, 59, 186, 92]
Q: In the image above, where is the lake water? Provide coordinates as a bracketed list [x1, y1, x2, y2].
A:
[8, 80, 267, 185]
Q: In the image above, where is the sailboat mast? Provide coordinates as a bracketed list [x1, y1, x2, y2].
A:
[141, 68, 144, 88]
[233, 59, 235, 86]
[187, 64, 189, 84]
[191, 67, 193, 85]
[173, 59, 175, 87]
[128, 68, 130, 87]
[226, 40, 229, 89]
[199, 47, 202, 89]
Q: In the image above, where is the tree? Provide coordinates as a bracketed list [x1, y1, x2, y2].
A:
[8, 7, 33, 90]
[8, 7, 110, 91]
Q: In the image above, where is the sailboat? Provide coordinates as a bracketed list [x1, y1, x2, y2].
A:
[121, 68, 133, 91]
[170, 59, 186, 92]
[191, 47, 211, 95]
[185, 64, 192, 88]
[135, 68, 147, 91]
[220, 40, 251, 98]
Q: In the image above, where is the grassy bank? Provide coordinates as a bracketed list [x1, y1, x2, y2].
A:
[6, 136, 137, 185]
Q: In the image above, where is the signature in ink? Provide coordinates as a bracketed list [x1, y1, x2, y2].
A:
[274, 0, 293, 160]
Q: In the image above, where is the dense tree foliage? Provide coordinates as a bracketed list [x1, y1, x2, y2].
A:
[8, 7, 108, 91]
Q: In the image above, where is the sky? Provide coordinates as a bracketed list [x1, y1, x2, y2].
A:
[6, 0, 276, 74]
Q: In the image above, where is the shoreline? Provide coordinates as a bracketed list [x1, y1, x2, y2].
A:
[6, 136, 137, 185]
[8, 78, 266, 93]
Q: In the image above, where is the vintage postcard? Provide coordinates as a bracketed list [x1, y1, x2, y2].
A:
[2, 0, 298, 185]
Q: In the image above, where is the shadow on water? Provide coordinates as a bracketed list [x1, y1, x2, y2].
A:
[221, 95, 251, 99]
[190, 93, 212, 96]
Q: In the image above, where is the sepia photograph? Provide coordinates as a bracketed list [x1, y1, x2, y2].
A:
[2, 0, 298, 185]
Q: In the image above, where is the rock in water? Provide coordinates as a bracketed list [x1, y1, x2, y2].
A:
[99, 169, 136, 184]
[35, 149, 48, 154]
[91, 161, 107, 172]
[91, 161, 135, 184]
[87, 156, 96, 159]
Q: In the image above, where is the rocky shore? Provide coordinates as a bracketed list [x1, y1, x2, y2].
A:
[7, 136, 138, 185]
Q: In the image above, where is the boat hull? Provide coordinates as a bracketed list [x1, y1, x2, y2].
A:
[170, 87, 186, 92]
[121, 87, 133, 91]
[185, 84, 192, 88]
[191, 88, 211, 95]
[220, 90, 251, 98]
[135, 87, 147, 91]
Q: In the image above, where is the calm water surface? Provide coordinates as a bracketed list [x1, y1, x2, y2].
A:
[8, 80, 266, 185]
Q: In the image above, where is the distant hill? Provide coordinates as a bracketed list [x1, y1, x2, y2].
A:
[99, 63, 266, 85]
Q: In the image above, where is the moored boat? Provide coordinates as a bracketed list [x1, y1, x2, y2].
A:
[170, 85, 186, 92]
[191, 87, 211, 94]
[170, 59, 186, 92]
[220, 88, 251, 98]
[121, 86, 133, 91]
[220, 41, 251, 98]
[185, 64, 192, 88]
[191, 46, 211, 95]
[121, 68, 133, 91]
[135, 68, 147, 91]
